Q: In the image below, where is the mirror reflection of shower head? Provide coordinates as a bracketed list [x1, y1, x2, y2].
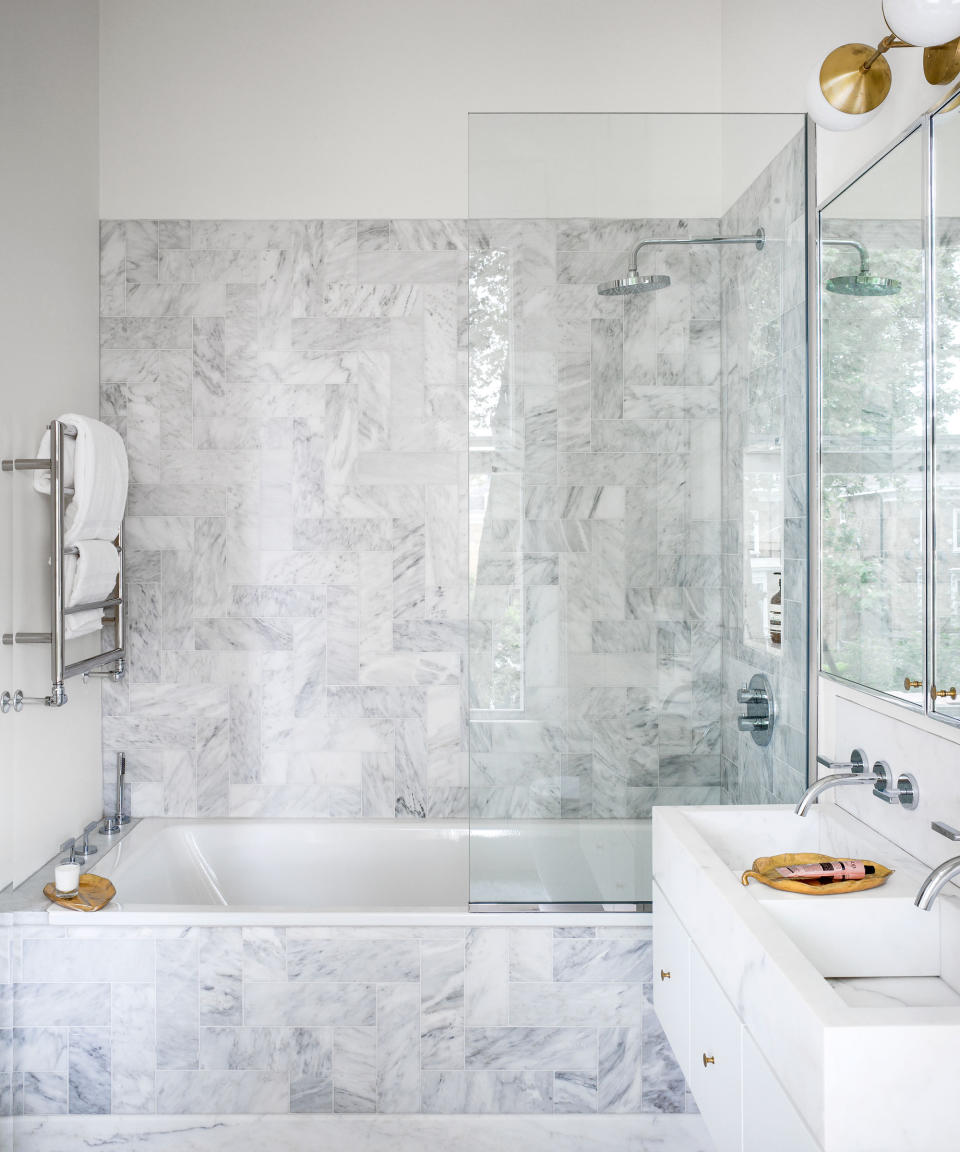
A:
[598, 273, 670, 296]
[597, 228, 765, 297]
[824, 238, 901, 296]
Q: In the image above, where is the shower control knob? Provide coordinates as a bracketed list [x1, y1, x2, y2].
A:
[737, 687, 765, 704]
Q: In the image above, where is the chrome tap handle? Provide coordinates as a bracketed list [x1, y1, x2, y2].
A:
[816, 748, 868, 774]
[59, 837, 80, 865]
[79, 820, 99, 858]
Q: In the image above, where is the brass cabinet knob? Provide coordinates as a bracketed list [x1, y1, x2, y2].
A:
[931, 685, 958, 701]
[660, 969, 671, 981]
[702, 1053, 715, 1067]
[904, 677, 922, 691]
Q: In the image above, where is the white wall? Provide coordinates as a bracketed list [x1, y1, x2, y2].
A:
[0, 0, 103, 886]
[721, 0, 947, 202]
[99, 0, 723, 219]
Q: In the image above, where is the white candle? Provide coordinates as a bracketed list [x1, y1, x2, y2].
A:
[54, 863, 79, 896]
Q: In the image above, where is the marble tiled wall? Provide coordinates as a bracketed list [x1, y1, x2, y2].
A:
[99, 217, 733, 819]
[0, 923, 692, 1118]
[468, 220, 726, 819]
[719, 131, 809, 804]
[99, 219, 470, 819]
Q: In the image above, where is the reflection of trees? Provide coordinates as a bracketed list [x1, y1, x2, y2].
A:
[822, 227, 960, 692]
[821, 237, 925, 691]
[469, 246, 522, 709]
[935, 239, 960, 688]
[469, 249, 511, 440]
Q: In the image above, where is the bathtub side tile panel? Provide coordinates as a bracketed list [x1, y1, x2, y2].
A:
[7, 924, 687, 1117]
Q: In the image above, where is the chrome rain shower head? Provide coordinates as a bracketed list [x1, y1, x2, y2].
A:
[825, 273, 901, 296]
[597, 273, 671, 296]
[823, 238, 901, 297]
[598, 228, 764, 297]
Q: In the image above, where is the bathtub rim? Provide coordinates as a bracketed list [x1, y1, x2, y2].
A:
[6, 814, 655, 927]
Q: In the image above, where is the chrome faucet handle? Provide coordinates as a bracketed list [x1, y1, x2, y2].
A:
[78, 821, 99, 858]
[932, 821, 960, 841]
[59, 837, 81, 865]
[816, 747, 869, 773]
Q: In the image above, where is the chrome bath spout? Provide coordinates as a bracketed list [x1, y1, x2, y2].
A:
[915, 856, 960, 911]
[794, 772, 879, 817]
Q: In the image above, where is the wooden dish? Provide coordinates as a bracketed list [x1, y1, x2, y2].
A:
[43, 873, 116, 912]
[741, 852, 892, 895]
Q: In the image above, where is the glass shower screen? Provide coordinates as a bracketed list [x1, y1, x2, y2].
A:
[466, 113, 809, 907]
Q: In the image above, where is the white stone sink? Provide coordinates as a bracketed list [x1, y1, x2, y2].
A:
[682, 806, 940, 979]
[653, 803, 960, 1152]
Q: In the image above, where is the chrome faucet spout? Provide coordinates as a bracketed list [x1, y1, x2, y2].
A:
[794, 772, 879, 817]
[915, 855, 960, 911]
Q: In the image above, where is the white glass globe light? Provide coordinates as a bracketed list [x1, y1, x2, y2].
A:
[806, 66, 883, 131]
[883, 0, 960, 47]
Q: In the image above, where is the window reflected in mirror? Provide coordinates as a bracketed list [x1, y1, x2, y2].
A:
[933, 103, 960, 719]
[820, 128, 925, 701]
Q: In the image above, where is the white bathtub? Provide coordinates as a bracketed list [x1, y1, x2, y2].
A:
[52, 818, 652, 926]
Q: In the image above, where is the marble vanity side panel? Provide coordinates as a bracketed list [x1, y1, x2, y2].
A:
[719, 130, 808, 806]
[100, 219, 467, 820]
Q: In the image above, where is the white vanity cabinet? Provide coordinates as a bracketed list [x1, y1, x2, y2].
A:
[654, 885, 820, 1152]
[651, 881, 691, 1078]
[741, 1032, 820, 1152]
[689, 946, 742, 1152]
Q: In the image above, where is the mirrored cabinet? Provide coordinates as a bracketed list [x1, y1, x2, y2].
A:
[819, 98, 960, 729]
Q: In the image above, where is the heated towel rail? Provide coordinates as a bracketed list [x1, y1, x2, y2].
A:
[1, 418, 126, 708]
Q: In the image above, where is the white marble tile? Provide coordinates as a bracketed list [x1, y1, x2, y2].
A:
[508, 983, 646, 1028]
[244, 983, 376, 1028]
[285, 939, 419, 983]
[376, 984, 420, 1112]
[69, 1027, 111, 1114]
[242, 929, 286, 982]
[12, 986, 110, 1029]
[465, 1028, 596, 1072]
[156, 1070, 289, 1114]
[198, 929, 242, 1025]
[111, 984, 156, 1114]
[420, 939, 465, 1070]
[332, 1026, 376, 1113]
[12, 1112, 714, 1150]
[156, 938, 198, 1070]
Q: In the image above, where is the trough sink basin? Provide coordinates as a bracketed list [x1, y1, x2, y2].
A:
[653, 803, 960, 1152]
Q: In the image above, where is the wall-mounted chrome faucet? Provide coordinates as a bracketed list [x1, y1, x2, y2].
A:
[795, 748, 878, 816]
[796, 749, 921, 816]
[737, 673, 775, 747]
[915, 821, 960, 911]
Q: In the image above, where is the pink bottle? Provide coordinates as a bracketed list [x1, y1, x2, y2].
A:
[776, 859, 875, 881]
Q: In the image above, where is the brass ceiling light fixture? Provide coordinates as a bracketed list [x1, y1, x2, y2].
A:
[808, 0, 960, 130]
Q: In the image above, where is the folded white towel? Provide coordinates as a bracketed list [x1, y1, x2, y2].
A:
[63, 540, 121, 639]
[33, 414, 129, 545]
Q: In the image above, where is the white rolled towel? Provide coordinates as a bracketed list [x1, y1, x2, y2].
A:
[63, 541, 121, 639]
[33, 414, 129, 545]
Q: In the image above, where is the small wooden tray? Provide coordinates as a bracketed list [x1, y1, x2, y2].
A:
[741, 853, 892, 895]
[43, 873, 116, 912]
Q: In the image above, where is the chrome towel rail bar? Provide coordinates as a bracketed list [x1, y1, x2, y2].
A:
[1, 417, 125, 707]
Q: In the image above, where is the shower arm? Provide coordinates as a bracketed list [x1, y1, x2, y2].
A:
[823, 238, 870, 275]
[627, 229, 765, 275]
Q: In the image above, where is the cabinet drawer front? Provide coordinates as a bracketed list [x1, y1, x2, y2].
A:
[742, 1031, 821, 1152]
[652, 883, 691, 1079]
[690, 946, 742, 1152]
